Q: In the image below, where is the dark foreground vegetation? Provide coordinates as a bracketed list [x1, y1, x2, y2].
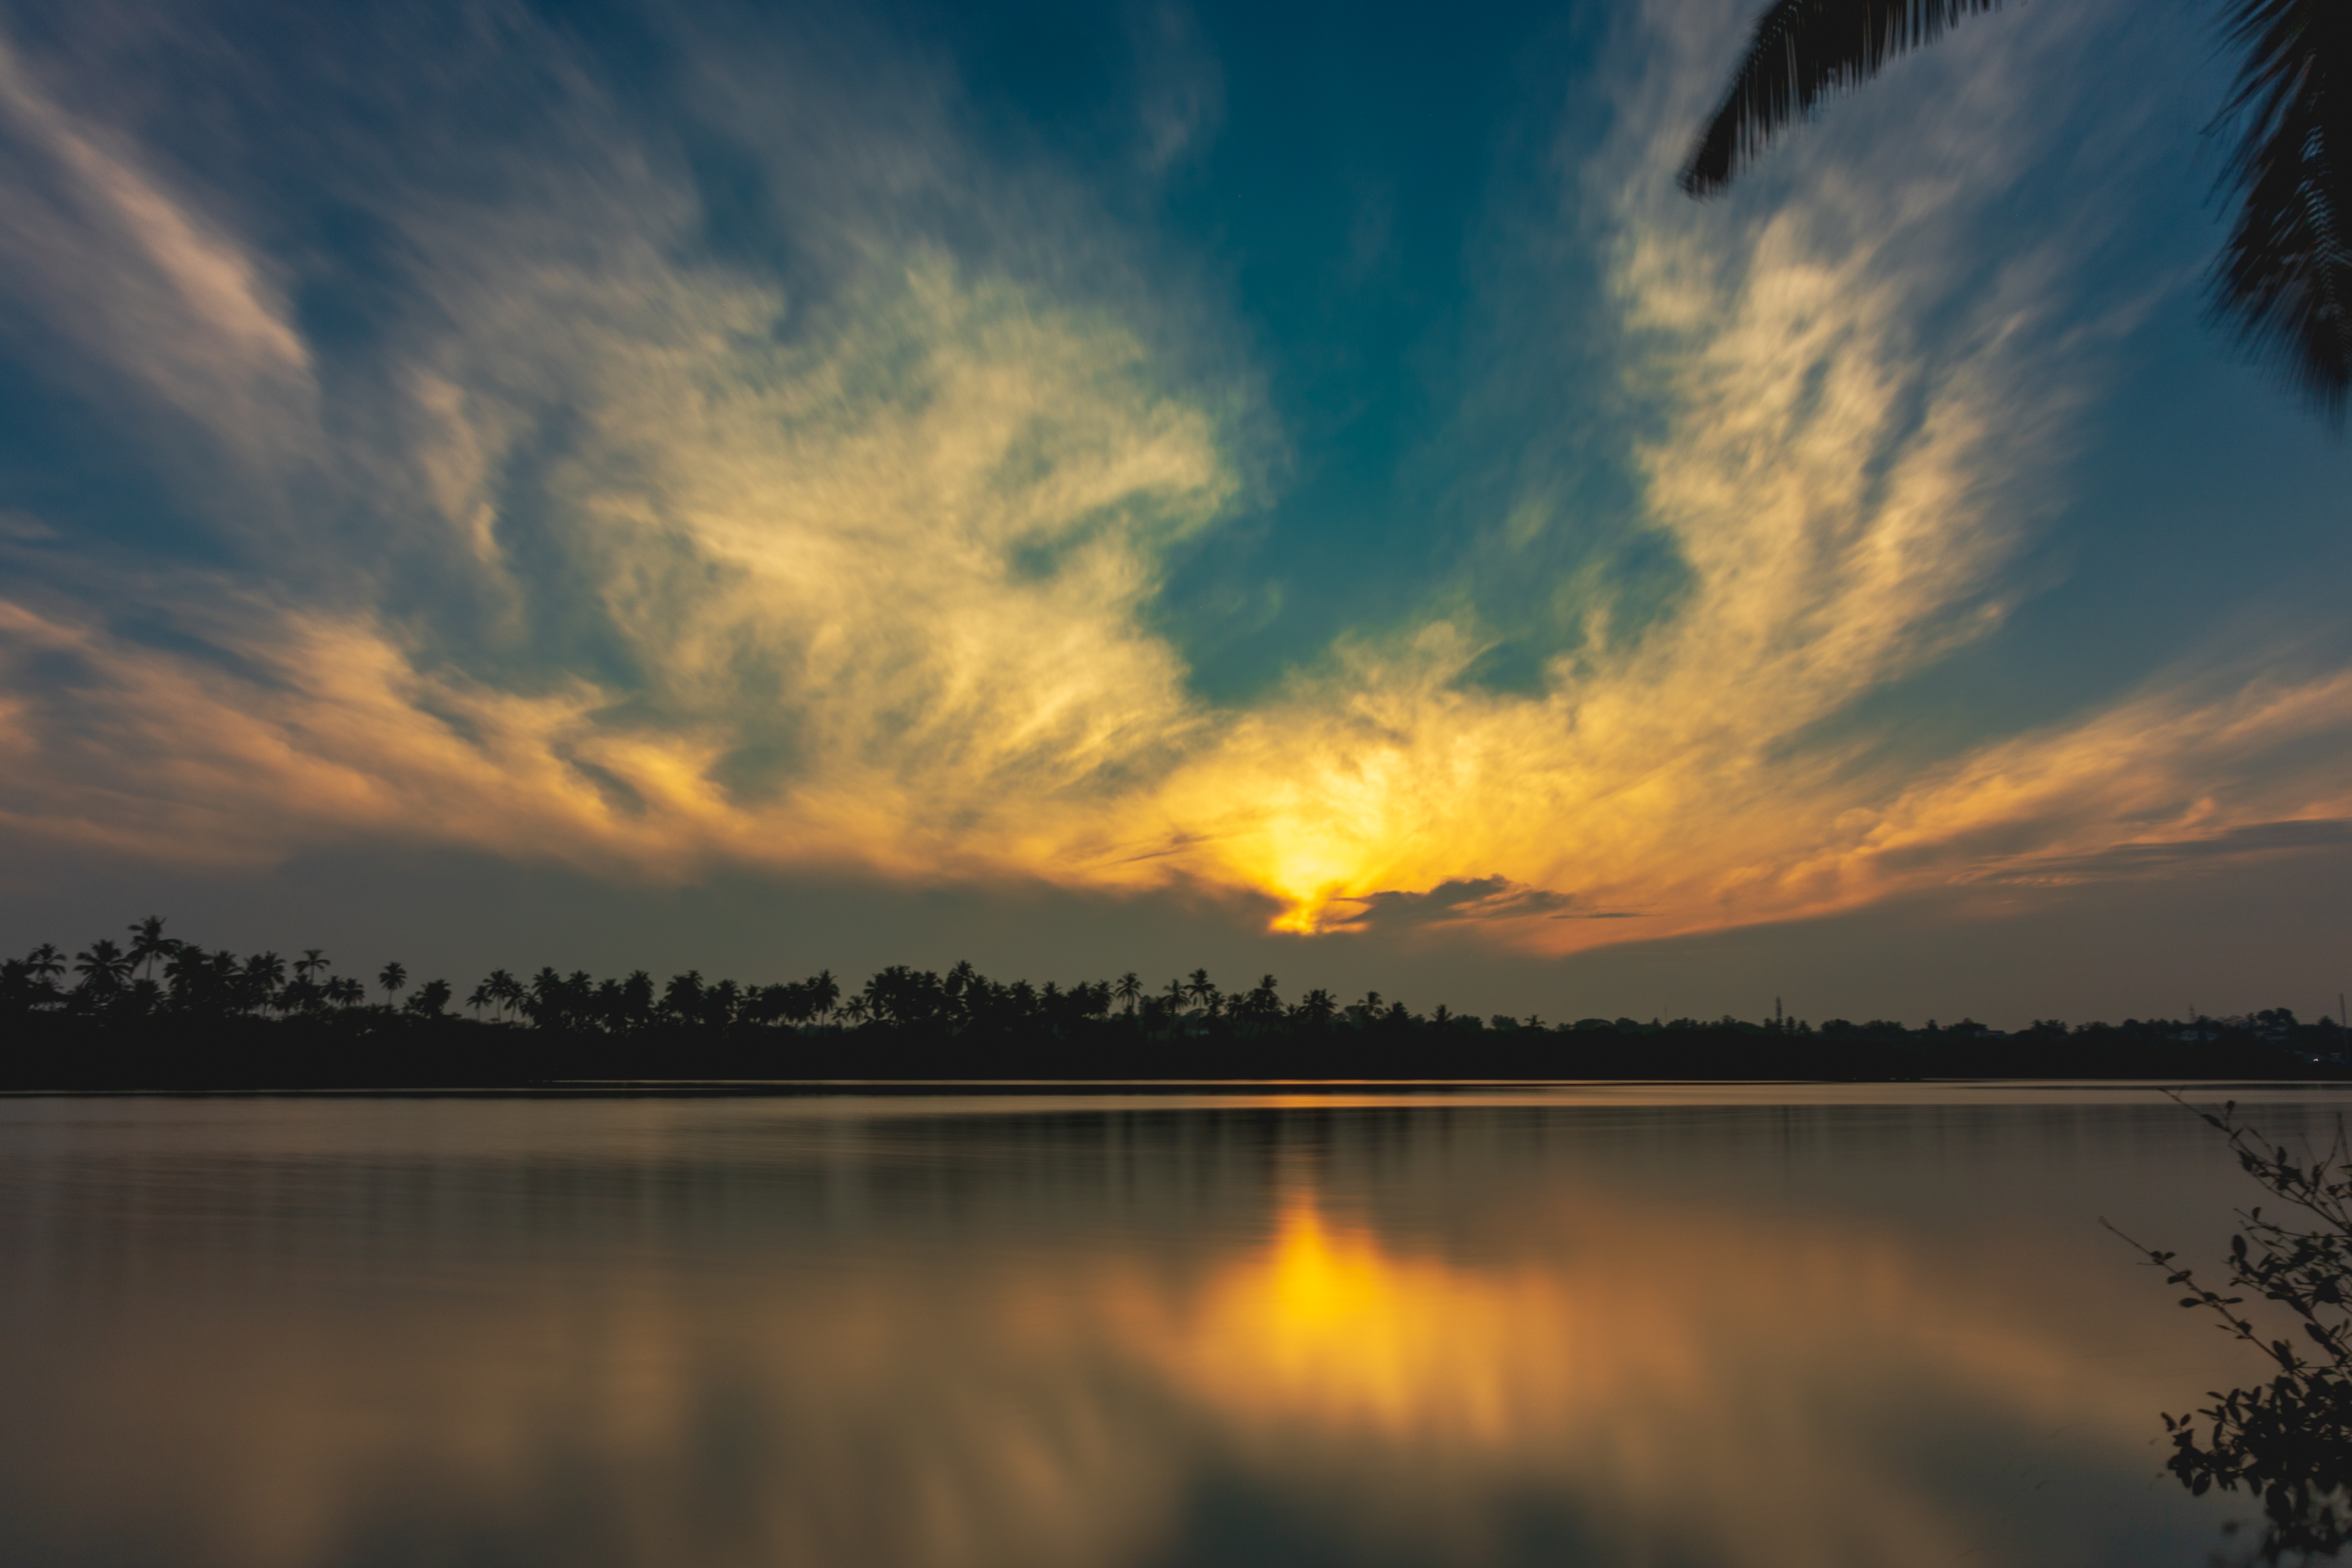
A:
[2123, 1098, 2352, 1564]
[2, 918, 2345, 1090]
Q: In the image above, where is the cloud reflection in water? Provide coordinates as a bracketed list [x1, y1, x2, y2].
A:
[0, 1097, 2272, 1568]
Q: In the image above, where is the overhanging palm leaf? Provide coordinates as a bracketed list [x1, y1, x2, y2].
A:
[1683, 0, 2351, 426]
[1678, 0, 2003, 196]
[2211, 0, 2351, 424]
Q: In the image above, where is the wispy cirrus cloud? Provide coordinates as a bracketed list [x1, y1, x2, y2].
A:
[0, 33, 313, 470]
[1964, 819, 2352, 888]
[0, 0, 2345, 959]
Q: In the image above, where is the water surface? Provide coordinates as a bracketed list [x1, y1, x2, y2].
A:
[1, 1084, 2343, 1568]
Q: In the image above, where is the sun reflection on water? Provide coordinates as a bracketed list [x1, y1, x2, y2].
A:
[0, 1101, 2285, 1568]
[1156, 1192, 1559, 1444]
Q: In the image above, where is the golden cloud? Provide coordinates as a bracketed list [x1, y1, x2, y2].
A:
[0, 0, 2343, 954]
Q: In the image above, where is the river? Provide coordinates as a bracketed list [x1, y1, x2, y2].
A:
[0, 1084, 2342, 1567]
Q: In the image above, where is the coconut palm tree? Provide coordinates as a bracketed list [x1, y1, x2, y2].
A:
[377, 962, 408, 1005]
[1114, 972, 1143, 1016]
[622, 970, 657, 1028]
[662, 970, 705, 1025]
[526, 967, 566, 1028]
[1237, 974, 1283, 1027]
[24, 943, 64, 999]
[126, 916, 176, 981]
[488, 970, 524, 1022]
[707, 978, 741, 1030]
[242, 952, 285, 1014]
[72, 938, 130, 993]
[161, 943, 213, 1006]
[1683, 0, 2350, 423]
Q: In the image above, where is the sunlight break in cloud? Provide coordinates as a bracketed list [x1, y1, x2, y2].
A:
[0, 0, 2348, 954]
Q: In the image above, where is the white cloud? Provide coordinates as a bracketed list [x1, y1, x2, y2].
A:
[2, 0, 2349, 958]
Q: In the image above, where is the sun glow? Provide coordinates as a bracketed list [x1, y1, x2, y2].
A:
[1, 0, 2347, 957]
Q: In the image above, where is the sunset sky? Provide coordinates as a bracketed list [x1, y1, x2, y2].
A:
[1, 0, 2346, 1025]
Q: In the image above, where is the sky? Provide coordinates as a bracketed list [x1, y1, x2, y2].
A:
[0, 0, 2346, 1028]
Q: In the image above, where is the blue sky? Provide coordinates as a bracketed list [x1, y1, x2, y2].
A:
[0, 0, 2345, 1026]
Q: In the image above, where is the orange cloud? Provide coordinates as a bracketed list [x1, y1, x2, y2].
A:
[0, 0, 2343, 957]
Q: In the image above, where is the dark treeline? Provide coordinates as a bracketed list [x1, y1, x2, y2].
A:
[2, 917, 2345, 1089]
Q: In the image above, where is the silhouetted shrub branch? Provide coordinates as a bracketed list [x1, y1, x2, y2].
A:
[2112, 1094, 2352, 1563]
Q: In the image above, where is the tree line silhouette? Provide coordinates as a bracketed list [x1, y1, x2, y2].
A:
[1, 916, 2344, 1088]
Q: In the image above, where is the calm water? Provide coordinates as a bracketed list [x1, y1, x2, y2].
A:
[1, 1084, 2346, 1568]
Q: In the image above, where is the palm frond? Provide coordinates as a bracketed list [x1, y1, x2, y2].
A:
[1680, 0, 2005, 195]
[2210, 0, 2351, 427]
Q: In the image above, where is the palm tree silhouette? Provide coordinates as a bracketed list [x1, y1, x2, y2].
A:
[243, 952, 284, 1014]
[377, 962, 408, 1005]
[662, 970, 705, 1025]
[1237, 974, 1283, 1026]
[126, 916, 175, 981]
[162, 944, 211, 1001]
[807, 969, 840, 1025]
[25, 943, 64, 991]
[1114, 972, 1143, 1016]
[622, 970, 657, 1027]
[466, 979, 493, 1019]
[492, 970, 524, 1021]
[1682, 0, 2350, 423]
[72, 938, 130, 992]
[279, 949, 330, 1014]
